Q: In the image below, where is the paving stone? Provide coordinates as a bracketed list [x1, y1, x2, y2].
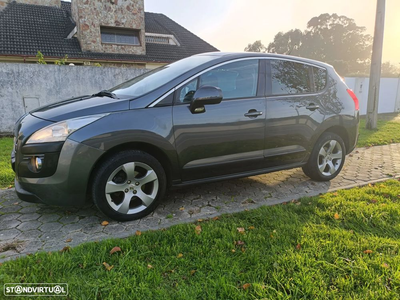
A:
[38, 214, 61, 223]
[0, 205, 22, 213]
[39, 222, 63, 232]
[0, 213, 21, 222]
[18, 213, 41, 222]
[17, 221, 42, 231]
[61, 223, 85, 233]
[0, 219, 21, 229]
[16, 230, 42, 241]
[0, 229, 21, 241]
[103, 224, 125, 235]
[19, 206, 41, 214]
[59, 215, 80, 224]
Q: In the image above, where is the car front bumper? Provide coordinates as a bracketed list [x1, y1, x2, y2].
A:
[14, 138, 104, 206]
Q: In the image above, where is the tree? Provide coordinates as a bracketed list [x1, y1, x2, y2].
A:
[246, 14, 373, 76]
[244, 40, 266, 52]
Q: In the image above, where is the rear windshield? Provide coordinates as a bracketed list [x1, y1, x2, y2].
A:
[110, 55, 217, 98]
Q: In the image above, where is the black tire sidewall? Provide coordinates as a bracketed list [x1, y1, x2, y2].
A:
[304, 132, 346, 181]
[92, 150, 166, 222]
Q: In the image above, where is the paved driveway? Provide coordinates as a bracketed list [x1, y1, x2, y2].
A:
[1, 144, 400, 261]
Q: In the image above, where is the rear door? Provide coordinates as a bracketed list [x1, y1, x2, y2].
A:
[172, 59, 267, 182]
[264, 59, 326, 167]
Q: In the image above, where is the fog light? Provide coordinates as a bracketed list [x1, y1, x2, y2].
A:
[35, 157, 43, 170]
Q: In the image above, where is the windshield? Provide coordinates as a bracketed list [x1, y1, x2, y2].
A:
[109, 55, 217, 98]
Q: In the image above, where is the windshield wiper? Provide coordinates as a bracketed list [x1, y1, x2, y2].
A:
[92, 90, 118, 99]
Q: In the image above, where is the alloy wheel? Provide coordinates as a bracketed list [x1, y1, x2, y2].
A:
[105, 162, 159, 214]
[317, 140, 343, 177]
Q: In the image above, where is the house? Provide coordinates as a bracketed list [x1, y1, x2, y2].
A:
[0, 0, 218, 69]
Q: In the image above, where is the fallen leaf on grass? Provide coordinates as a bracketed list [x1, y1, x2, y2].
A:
[248, 226, 255, 230]
[177, 253, 183, 258]
[370, 199, 378, 203]
[103, 262, 114, 271]
[65, 239, 72, 243]
[147, 264, 154, 269]
[212, 216, 219, 221]
[235, 240, 245, 246]
[334, 213, 340, 220]
[101, 221, 109, 226]
[296, 244, 301, 250]
[197, 219, 204, 222]
[241, 247, 246, 253]
[195, 225, 202, 235]
[231, 249, 236, 253]
[110, 246, 121, 255]
[60, 246, 70, 253]
[382, 262, 389, 269]
[237, 227, 245, 234]
[135, 230, 142, 236]
[190, 270, 196, 275]
[242, 283, 251, 290]
[364, 249, 373, 254]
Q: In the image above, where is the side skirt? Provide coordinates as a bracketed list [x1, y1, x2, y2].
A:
[171, 162, 307, 188]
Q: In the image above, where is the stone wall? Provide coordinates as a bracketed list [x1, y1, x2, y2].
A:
[0, 63, 147, 133]
[0, 0, 60, 9]
[71, 0, 146, 55]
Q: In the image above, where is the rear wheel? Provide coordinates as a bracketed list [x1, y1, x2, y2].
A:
[92, 150, 166, 221]
[302, 132, 346, 181]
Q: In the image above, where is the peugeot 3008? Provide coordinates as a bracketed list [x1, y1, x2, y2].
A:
[12, 52, 359, 221]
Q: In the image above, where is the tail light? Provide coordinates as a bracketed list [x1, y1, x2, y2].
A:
[346, 89, 359, 111]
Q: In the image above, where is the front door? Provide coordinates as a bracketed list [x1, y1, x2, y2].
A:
[172, 59, 267, 182]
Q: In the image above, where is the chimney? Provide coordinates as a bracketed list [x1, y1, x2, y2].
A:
[0, 0, 60, 9]
[71, 0, 146, 55]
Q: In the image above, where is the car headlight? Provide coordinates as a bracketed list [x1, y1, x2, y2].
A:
[26, 114, 108, 144]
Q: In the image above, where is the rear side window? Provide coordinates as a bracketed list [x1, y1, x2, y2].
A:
[270, 60, 312, 95]
[313, 67, 327, 91]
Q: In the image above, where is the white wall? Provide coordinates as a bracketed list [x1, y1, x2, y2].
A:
[344, 77, 400, 115]
[0, 63, 147, 133]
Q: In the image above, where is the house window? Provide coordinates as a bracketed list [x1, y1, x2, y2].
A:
[145, 33, 179, 46]
[101, 27, 140, 45]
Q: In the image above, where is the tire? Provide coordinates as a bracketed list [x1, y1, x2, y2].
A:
[302, 132, 346, 181]
[92, 150, 166, 222]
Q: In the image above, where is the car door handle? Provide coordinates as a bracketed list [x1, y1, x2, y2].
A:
[306, 103, 320, 111]
[244, 110, 263, 118]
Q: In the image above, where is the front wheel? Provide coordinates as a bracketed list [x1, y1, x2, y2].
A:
[91, 150, 166, 222]
[302, 132, 346, 181]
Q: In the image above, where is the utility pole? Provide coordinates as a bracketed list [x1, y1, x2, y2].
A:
[366, 0, 386, 130]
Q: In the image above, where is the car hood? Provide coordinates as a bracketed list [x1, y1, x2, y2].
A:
[30, 95, 131, 122]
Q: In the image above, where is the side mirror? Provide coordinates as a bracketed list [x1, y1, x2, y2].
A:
[189, 86, 223, 114]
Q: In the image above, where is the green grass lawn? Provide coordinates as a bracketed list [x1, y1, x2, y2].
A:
[358, 116, 400, 147]
[1, 180, 400, 299]
[0, 137, 14, 188]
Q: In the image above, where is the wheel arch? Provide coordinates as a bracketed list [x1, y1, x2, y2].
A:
[87, 141, 177, 197]
[323, 125, 350, 153]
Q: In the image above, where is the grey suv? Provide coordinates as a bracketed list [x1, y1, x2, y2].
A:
[12, 52, 359, 221]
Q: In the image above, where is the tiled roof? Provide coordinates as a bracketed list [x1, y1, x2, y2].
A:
[0, 1, 218, 63]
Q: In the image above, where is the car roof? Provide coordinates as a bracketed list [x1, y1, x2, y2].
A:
[196, 52, 333, 69]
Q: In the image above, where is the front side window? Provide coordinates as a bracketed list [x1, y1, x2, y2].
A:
[176, 59, 259, 103]
[270, 60, 312, 95]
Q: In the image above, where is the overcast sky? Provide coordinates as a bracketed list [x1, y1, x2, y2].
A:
[144, 0, 400, 64]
